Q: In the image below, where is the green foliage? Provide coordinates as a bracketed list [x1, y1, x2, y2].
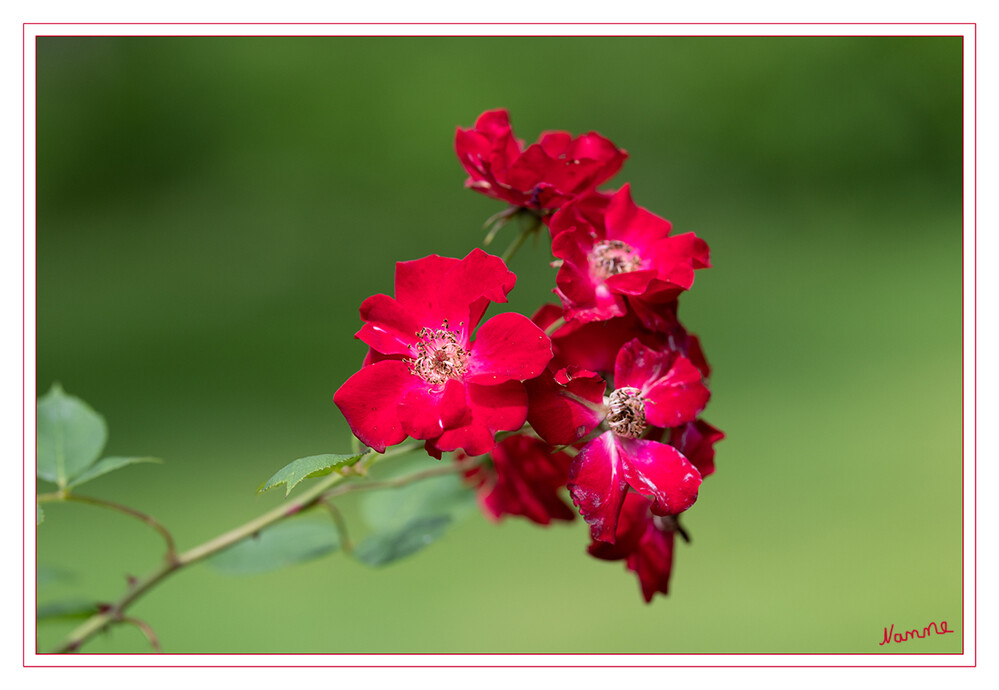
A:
[208, 518, 340, 575]
[354, 515, 452, 568]
[67, 456, 162, 489]
[36, 502, 44, 526]
[36, 385, 159, 492]
[355, 456, 478, 567]
[258, 452, 368, 496]
[36, 383, 107, 488]
[362, 471, 477, 532]
[37, 599, 99, 622]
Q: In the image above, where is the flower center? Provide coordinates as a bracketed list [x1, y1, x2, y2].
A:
[590, 240, 642, 279]
[407, 320, 470, 385]
[607, 387, 647, 439]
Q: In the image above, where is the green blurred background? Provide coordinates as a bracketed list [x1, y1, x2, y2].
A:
[35, 37, 964, 654]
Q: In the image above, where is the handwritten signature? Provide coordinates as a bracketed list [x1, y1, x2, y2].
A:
[879, 621, 955, 646]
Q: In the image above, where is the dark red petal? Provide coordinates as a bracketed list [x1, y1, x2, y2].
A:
[669, 419, 725, 478]
[628, 522, 676, 602]
[525, 365, 606, 446]
[587, 492, 652, 561]
[619, 438, 702, 516]
[614, 338, 674, 391]
[439, 249, 516, 334]
[474, 435, 575, 525]
[568, 432, 629, 543]
[394, 255, 459, 328]
[604, 184, 673, 251]
[643, 356, 711, 428]
[356, 294, 421, 356]
[333, 360, 414, 453]
[466, 312, 552, 384]
[396, 378, 468, 440]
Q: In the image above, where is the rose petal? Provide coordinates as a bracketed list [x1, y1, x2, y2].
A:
[618, 437, 702, 516]
[432, 381, 528, 456]
[438, 248, 516, 335]
[396, 378, 468, 440]
[629, 522, 676, 602]
[614, 338, 674, 391]
[333, 360, 414, 453]
[605, 269, 657, 296]
[525, 365, 606, 446]
[604, 184, 673, 252]
[669, 419, 724, 478]
[394, 255, 459, 328]
[643, 356, 711, 428]
[466, 312, 552, 384]
[356, 294, 421, 356]
[568, 431, 629, 542]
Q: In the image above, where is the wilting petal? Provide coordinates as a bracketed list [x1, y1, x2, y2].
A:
[629, 521, 676, 602]
[614, 338, 674, 391]
[333, 360, 413, 453]
[587, 492, 651, 561]
[396, 378, 468, 440]
[643, 356, 710, 428]
[669, 419, 725, 478]
[618, 438, 701, 516]
[568, 431, 629, 542]
[394, 255, 459, 327]
[356, 293, 421, 356]
[525, 365, 605, 446]
[468, 435, 575, 525]
[466, 312, 552, 384]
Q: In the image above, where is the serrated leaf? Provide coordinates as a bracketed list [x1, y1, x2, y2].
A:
[362, 472, 477, 532]
[354, 515, 452, 567]
[66, 456, 162, 489]
[208, 518, 339, 575]
[258, 452, 367, 496]
[36, 383, 107, 488]
[36, 502, 44, 526]
[37, 599, 99, 622]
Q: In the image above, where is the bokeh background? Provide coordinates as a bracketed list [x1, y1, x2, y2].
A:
[35, 37, 964, 653]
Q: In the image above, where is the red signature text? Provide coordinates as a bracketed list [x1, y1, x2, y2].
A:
[879, 621, 955, 646]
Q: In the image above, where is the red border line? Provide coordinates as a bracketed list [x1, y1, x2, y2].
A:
[23, 25, 976, 668]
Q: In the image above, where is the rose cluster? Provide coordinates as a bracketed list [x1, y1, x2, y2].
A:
[335, 109, 722, 603]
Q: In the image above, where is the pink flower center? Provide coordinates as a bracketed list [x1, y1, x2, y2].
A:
[590, 240, 642, 279]
[607, 386, 647, 439]
[407, 321, 470, 385]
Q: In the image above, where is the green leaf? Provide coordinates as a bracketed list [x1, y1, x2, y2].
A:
[37, 599, 99, 622]
[37, 564, 74, 587]
[36, 502, 44, 526]
[354, 515, 452, 567]
[362, 471, 477, 532]
[208, 518, 339, 575]
[258, 452, 367, 496]
[36, 383, 107, 488]
[67, 456, 162, 489]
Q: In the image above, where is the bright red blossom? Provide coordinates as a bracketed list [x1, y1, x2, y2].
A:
[528, 337, 710, 543]
[333, 249, 553, 456]
[549, 185, 711, 328]
[455, 109, 628, 210]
